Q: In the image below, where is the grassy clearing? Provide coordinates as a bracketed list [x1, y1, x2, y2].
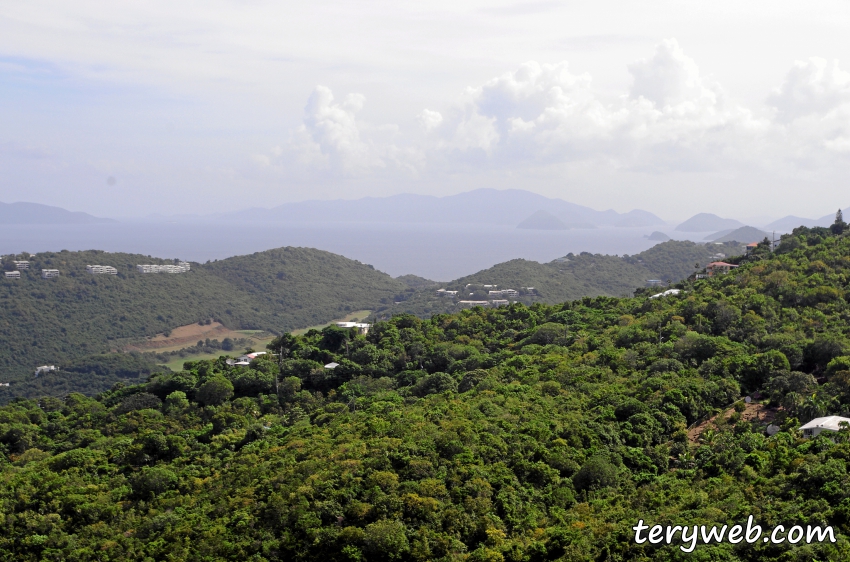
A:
[160, 312, 370, 371]
[162, 330, 276, 372]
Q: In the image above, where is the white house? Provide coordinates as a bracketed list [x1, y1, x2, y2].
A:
[34, 365, 56, 376]
[336, 322, 371, 334]
[491, 299, 510, 307]
[4, 271, 20, 279]
[87, 265, 118, 275]
[324, 362, 339, 369]
[436, 289, 458, 297]
[457, 300, 491, 307]
[13, 261, 29, 270]
[41, 269, 59, 279]
[799, 416, 850, 438]
[649, 289, 682, 299]
[137, 263, 190, 274]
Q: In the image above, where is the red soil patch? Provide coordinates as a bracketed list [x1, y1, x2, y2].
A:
[688, 402, 778, 443]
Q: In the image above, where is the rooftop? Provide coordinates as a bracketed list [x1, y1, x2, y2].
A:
[799, 416, 850, 431]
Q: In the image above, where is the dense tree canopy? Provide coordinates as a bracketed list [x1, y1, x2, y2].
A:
[3, 227, 850, 559]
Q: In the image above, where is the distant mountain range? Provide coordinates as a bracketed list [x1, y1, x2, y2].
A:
[0, 202, 115, 225]
[229, 189, 667, 228]
[5, 193, 849, 235]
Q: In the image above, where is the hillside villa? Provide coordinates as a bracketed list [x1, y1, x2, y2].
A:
[137, 262, 191, 274]
[87, 265, 118, 275]
[705, 262, 739, 276]
[799, 416, 850, 438]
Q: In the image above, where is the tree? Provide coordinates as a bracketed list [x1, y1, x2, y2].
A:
[196, 376, 233, 406]
[831, 209, 846, 235]
[267, 333, 297, 395]
[573, 455, 619, 492]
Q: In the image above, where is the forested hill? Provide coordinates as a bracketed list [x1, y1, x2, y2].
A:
[385, 240, 737, 319]
[0, 247, 406, 380]
[5, 226, 850, 559]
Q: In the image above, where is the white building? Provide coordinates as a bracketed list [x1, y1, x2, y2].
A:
[489, 289, 519, 298]
[34, 365, 56, 376]
[799, 416, 850, 438]
[491, 299, 510, 307]
[41, 269, 59, 279]
[87, 265, 118, 275]
[13, 261, 29, 270]
[436, 289, 458, 297]
[137, 263, 190, 274]
[457, 300, 491, 307]
[649, 289, 681, 299]
[4, 271, 20, 279]
[336, 322, 371, 335]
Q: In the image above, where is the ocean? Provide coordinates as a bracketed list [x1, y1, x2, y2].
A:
[0, 221, 703, 281]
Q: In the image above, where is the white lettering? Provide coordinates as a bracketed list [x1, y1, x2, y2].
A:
[666, 525, 683, 543]
[745, 515, 762, 543]
[701, 524, 727, 543]
[770, 525, 785, 544]
[787, 526, 803, 544]
[806, 525, 836, 544]
[632, 520, 649, 544]
[728, 525, 743, 544]
[680, 526, 699, 553]
[648, 525, 664, 544]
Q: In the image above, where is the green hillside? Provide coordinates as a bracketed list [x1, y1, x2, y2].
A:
[383, 240, 736, 319]
[3, 225, 850, 559]
[0, 247, 406, 382]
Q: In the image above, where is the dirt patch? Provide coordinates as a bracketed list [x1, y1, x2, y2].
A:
[124, 322, 236, 352]
[688, 402, 778, 444]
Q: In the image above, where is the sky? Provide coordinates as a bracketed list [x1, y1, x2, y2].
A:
[2, 0, 850, 221]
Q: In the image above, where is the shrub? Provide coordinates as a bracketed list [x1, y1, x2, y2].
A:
[573, 455, 619, 492]
[116, 393, 162, 415]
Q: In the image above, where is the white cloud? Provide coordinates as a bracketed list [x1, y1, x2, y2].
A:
[418, 109, 443, 131]
[258, 40, 850, 210]
[300, 86, 378, 172]
[628, 39, 718, 108]
[424, 41, 764, 173]
[257, 86, 424, 176]
[768, 58, 850, 121]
